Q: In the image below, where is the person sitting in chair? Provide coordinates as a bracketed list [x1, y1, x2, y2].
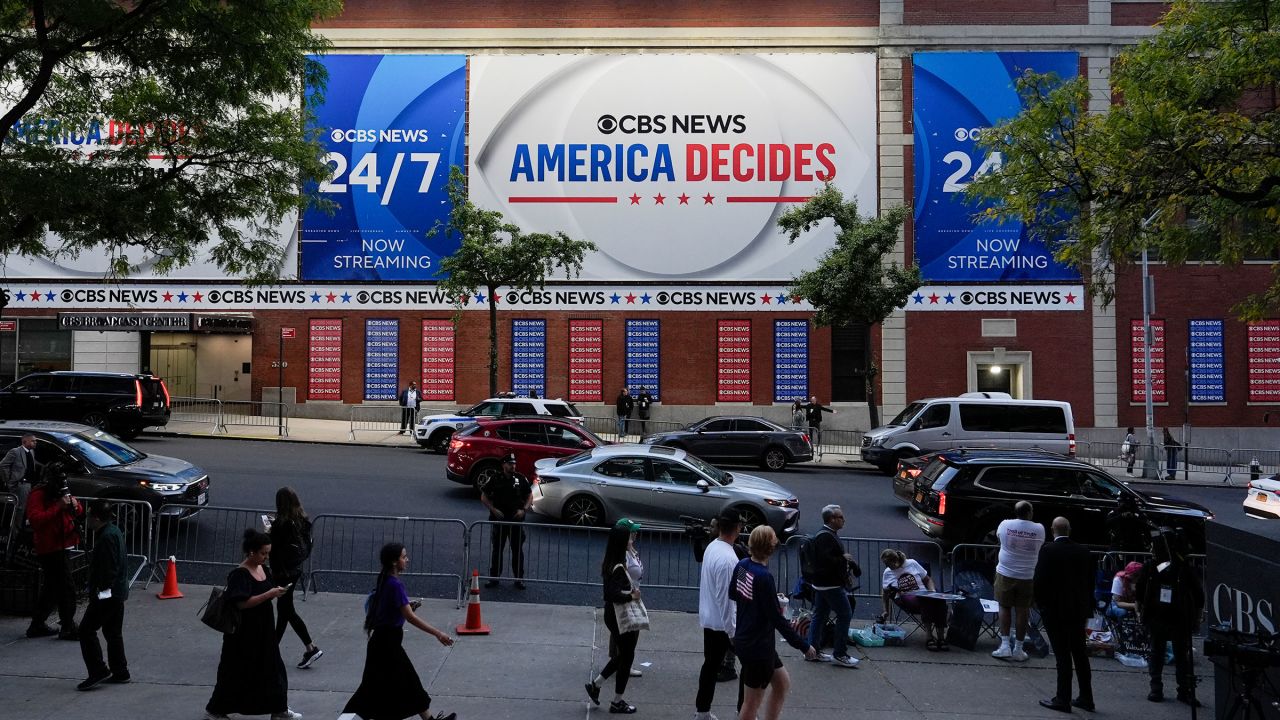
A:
[879, 549, 948, 651]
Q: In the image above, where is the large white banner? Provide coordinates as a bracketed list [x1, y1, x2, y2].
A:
[469, 54, 877, 281]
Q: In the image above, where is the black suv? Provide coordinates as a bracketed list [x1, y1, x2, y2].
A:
[0, 421, 209, 517]
[905, 449, 1213, 551]
[0, 371, 171, 439]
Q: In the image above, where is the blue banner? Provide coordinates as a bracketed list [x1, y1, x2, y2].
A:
[625, 319, 660, 401]
[773, 320, 808, 403]
[364, 319, 399, 401]
[512, 319, 546, 398]
[912, 52, 1079, 282]
[1189, 318, 1225, 402]
[301, 55, 467, 281]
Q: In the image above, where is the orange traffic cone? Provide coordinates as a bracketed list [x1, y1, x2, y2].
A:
[156, 555, 184, 599]
[456, 569, 491, 635]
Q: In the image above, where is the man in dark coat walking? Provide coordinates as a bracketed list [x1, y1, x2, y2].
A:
[1033, 516, 1095, 713]
[77, 499, 130, 690]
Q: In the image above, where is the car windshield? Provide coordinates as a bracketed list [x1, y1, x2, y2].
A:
[887, 402, 926, 426]
[66, 431, 145, 468]
[682, 453, 727, 484]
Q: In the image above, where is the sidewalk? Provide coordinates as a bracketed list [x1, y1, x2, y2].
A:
[0, 585, 1211, 720]
[157, 416, 1240, 487]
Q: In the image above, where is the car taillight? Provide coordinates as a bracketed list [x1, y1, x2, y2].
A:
[907, 467, 922, 478]
[134, 380, 143, 407]
[538, 475, 559, 483]
[159, 379, 171, 406]
[449, 439, 465, 451]
[937, 491, 947, 516]
[801, 433, 811, 446]
[1068, 433, 1076, 456]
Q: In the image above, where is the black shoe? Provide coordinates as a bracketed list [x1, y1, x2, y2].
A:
[609, 699, 637, 714]
[1147, 689, 1164, 703]
[1039, 698, 1072, 713]
[106, 673, 131, 684]
[484, 579, 499, 589]
[1176, 692, 1202, 708]
[26, 623, 57, 638]
[431, 713, 456, 720]
[77, 668, 112, 691]
[514, 580, 526, 590]
[1071, 698, 1095, 712]
[585, 682, 600, 706]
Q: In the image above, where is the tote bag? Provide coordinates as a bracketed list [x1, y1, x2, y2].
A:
[611, 563, 650, 633]
[198, 585, 240, 634]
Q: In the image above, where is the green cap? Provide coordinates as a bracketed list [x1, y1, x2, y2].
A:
[615, 518, 641, 532]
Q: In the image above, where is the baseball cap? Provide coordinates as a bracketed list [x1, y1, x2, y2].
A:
[715, 509, 743, 528]
[615, 518, 642, 532]
[501, 453, 516, 464]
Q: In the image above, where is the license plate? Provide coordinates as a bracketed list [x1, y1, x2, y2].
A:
[915, 491, 924, 503]
[197, 492, 207, 505]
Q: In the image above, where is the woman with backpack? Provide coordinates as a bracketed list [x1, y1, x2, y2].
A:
[269, 487, 322, 669]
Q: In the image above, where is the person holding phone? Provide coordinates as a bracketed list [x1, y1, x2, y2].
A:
[269, 487, 322, 669]
[205, 529, 300, 720]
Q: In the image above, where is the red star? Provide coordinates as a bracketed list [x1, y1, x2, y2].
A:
[629, 193, 641, 205]
[29, 290, 40, 302]
[928, 293, 940, 304]
[703, 193, 715, 204]
[1065, 292, 1078, 304]
[677, 193, 690, 205]
[760, 293, 772, 304]
[653, 194, 665, 205]
[493, 292, 502, 303]
[162, 292, 173, 302]
[458, 294, 470, 305]
[326, 292, 337, 303]
[792, 295, 803, 304]
[192, 292, 203, 302]
[625, 293, 637, 304]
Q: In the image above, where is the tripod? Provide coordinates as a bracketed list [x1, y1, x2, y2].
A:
[1221, 657, 1280, 720]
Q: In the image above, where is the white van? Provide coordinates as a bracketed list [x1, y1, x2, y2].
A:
[860, 392, 1075, 474]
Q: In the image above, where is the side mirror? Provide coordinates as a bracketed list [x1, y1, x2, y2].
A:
[696, 479, 710, 492]
[580, 440, 594, 449]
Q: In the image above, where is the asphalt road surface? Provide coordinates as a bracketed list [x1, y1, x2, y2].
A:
[127, 434, 1256, 610]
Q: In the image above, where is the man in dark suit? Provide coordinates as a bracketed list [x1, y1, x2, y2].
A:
[1033, 516, 1095, 713]
[1, 434, 39, 536]
[397, 381, 421, 434]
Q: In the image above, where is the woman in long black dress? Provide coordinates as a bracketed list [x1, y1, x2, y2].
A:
[344, 543, 457, 720]
[205, 529, 300, 720]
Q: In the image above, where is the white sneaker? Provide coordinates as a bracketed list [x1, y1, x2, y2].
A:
[205, 714, 230, 720]
[806, 652, 834, 663]
[693, 713, 720, 720]
[1012, 646, 1029, 662]
[271, 710, 303, 720]
[629, 668, 643, 677]
[991, 643, 1013, 659]
[833, 654, 860, 668]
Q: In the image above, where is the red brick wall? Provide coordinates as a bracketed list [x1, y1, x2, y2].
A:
[1114, 264, 1275, 428]
[319, 0, 879, 28]
[904, 309, 1097, 425]
[1111, 2, 1170, 26]
[250, 309, 830, 406]
[904, 0, 1087, 25]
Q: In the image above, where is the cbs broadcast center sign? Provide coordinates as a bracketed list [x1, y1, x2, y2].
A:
[468, 54, 877, 281]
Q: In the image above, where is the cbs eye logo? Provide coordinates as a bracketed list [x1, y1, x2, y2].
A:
[597, 115, 619, 134]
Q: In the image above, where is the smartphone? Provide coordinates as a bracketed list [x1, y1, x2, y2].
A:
[409, 599, 423, 611]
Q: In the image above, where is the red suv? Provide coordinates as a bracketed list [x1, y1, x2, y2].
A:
[446, 417, 608, 489]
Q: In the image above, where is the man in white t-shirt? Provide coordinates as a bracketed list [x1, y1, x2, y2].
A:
[694, 510, 743, 720]
[991, 501, 1045, 662]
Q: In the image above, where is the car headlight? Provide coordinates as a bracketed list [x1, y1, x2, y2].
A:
[870, 437, 886, 448]
[140, 481, 184, 492]
[640, 436, 661, 444]
[764, 498, 799, 508]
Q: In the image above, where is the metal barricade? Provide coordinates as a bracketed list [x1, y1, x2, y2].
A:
[1077, 440, 1146, 471]
[349, 404, 415, 440]
[580, 415, 684, 442]
[1180, 445, 1235, 483]
[0, 492, 16, 563]
[811, 428, 864, 458]
[151, 504, 272, 587]
[947, 543, 1001, 590]
[73, 496, 153, 586]
[169, 396, 225, 434]
[1231, 448, 1280, 483]
[220, 401, 291, 436]
[776, 534, 944, 602]
[309, 514, 468, 606]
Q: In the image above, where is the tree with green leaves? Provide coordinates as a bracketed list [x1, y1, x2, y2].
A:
[778, 185, 921, 428]
[434, 166, 598, 397]
[966, 0, 1280, 317]
[0, 0, 340, 282]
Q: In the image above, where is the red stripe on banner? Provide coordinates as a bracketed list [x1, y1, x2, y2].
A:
[725, 196, 812, 203]
[1249, 320, 1280, 403]
[508, 196, 618, 203]
[568, 319, 604, 402]
[421, 319, 455, 402]
[308, 318, 343, 401]
[1130, 319, 1166, 404]
[716, 319, 751, 402]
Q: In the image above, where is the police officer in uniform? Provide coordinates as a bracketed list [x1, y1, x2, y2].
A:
[480, 453, 532, 590]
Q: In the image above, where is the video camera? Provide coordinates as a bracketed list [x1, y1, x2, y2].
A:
[1205, 625, 1280, 669]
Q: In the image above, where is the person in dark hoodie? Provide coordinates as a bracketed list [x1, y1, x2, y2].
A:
[731, 526, 817, 720]
[76, 499, 130, 690]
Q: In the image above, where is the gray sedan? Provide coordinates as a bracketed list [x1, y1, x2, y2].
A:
[530, 444, 799, 535]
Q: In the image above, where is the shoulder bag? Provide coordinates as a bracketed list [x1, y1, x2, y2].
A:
[199, 583, 241, 634]
[611, 563, 650, 633]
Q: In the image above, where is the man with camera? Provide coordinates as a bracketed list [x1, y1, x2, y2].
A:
[25, 463, 84, 640]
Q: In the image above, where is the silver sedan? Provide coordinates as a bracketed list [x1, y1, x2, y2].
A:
[530, 444, 799, 535]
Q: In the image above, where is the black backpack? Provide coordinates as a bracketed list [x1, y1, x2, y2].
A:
[800, 534, 820, 581]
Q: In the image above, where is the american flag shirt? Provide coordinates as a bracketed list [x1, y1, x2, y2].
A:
[729, 557, 809, 661]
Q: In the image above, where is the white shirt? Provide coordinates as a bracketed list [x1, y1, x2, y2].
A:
[995, 518, 1045, 580]
[881, 559, 929, 592]
[699, 538, 739, 635]
[625, 548, 643, 589]
[405, 389, 418, 405]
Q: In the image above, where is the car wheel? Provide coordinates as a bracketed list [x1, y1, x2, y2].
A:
[428, 429, 453, 454]
[564, 495, 605, 527]
[733, 506, 767, 534]
[761, 446, 788, 471]
[471, 462, 502, 492]
[81, 411, 108, 430]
